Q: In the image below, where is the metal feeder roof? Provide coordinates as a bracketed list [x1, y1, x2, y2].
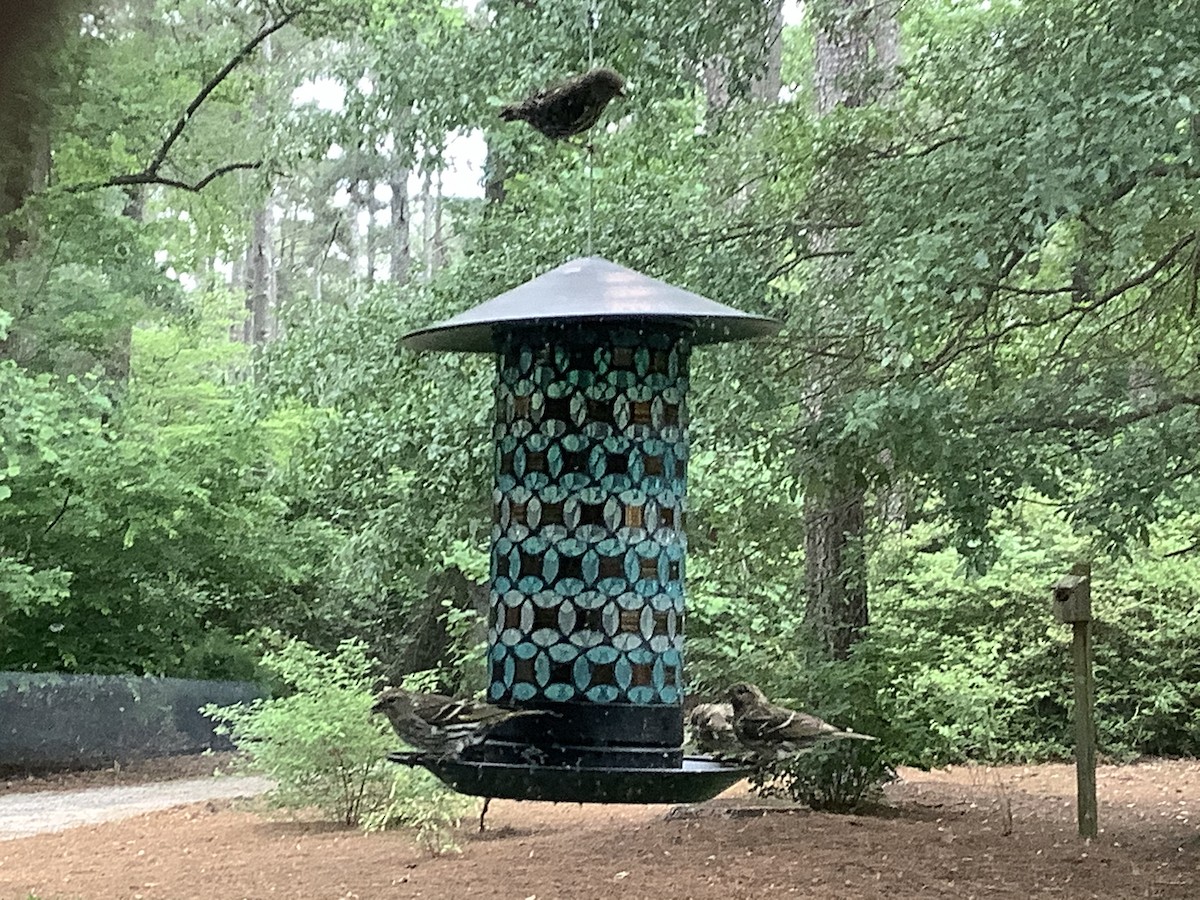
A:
[402, 256, 780, 352]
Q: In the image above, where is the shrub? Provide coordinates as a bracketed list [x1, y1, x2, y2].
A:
[204, 634, 472, 841]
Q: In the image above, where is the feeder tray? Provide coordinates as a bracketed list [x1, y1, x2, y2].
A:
[388, 752, 749, 804]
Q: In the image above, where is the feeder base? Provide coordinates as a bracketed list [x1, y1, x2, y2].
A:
[387, 753, 749, 804]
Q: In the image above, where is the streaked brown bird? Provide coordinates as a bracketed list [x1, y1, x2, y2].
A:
[498, 66, 626, 140]
[372, 687, 547, 759]
[726, 682, 878, 758]
[687, 701, 742, 757]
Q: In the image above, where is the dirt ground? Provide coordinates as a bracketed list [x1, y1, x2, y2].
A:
[0, 758, 1195, 900]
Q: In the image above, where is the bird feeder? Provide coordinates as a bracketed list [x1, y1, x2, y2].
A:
[395, 256, 779, 803]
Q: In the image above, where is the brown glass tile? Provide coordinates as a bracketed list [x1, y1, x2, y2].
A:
[649, 349, 670, 374]
[541, 501, 564, 526]
[652, 611, 670, 636]
[590, 661, 616, 687]
[510, 501, 527, 525]
[663, 402, 681, 427]
[624, 505, 644, 528]
[513, 395, 531, 418]
[599, 555, 624, 579]
[668, 560, 681, 580]
[606, 453, 628, 475]
[586, 397, 615, 425]
[525, 450, 547, 473]
[580, 502, 606, 527]
[644, 454, 664, 476]
[577, 607, 604, 632]
[504, 605, 523, 631]
[660, 506, 675, 528]
[519, 551, 542, 579]
[550, 660, 574, 685]
[663, 665, 678, 687]
[611, 346, 635, 370]
[532, 604, 558, 632]
[562, 448, 590, 474]
[639, 557, 659, 580]
[631, 662, 654, 687]
[631, 401, 652, 425]
[513, 656, 536, 685]
[619, 609, 641, 633]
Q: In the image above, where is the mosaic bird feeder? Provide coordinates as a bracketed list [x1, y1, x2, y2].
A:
[397, 256, 779, 803]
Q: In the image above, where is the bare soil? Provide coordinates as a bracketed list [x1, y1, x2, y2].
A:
[0, 758, 1196, 900]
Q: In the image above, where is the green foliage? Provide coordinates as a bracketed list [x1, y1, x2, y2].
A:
[205, 634, 472, 840]
[696, 508, 1200, 775]
[751, 743, 896, 813]
[743, 642, 898, 812]
[0, 305, 341, 676]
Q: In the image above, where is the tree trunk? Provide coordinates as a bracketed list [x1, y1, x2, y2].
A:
[243, 201, 276, 347]
[430, 169, 446, 276]
[802, 0, 897, 660]
[750, 0, 785, 103]
[390, 170, 411, 285]
[804, 488, 867, 659]
[484, 146, 507, 205]
[704, 0, 784, 123]
[0, 5, 67, 262]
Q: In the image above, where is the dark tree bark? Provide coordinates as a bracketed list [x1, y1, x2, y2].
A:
[0, 3, 70, 261]
[803, 0, 898, 660]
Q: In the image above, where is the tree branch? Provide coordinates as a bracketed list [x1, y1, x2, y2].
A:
[147, 11, 299, 176]
[102, 161, 264, 193]
[65, 11, 300, 197]
[43, 489, 71, 535]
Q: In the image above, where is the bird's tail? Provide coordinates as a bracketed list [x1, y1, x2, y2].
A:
[499, 708, 556, 722]
[836, 729, 878, 742]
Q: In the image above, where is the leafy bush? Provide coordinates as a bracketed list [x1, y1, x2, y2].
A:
[750, 742, 896, 813]
[205, 634, 473, 842]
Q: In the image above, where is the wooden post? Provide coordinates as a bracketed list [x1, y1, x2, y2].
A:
[1072, 616, 1098, 838]
[1053, 561, 1097, 838]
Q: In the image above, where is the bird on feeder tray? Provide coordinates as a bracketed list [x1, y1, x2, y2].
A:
[498, 66, 626, 140]
[372, 687, 548, 759]
[726, 682, 878, 759]
[687, 701, 742, 758]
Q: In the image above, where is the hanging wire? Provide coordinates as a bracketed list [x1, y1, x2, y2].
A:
[584, 0, 598, 256]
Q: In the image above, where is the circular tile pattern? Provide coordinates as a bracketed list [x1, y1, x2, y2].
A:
[488, 326, 689, 705]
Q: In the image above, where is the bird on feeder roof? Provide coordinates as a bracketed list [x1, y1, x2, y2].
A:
[372, 687, 548, 759]
[726, 682, 877, 759]
[499, 67, 626, 140]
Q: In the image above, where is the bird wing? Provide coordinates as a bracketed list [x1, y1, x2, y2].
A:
[409, 692, 468, 725]
[736, 703, 842, 743]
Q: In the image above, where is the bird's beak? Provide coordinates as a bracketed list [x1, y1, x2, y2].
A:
[370, 699, 385, 713]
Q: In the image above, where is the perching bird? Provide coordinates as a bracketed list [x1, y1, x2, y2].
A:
[726, 682, 877, 758]
[372, 687, 547, 759]
[687, 701, 742, 758]
[498, 66, 626, 140]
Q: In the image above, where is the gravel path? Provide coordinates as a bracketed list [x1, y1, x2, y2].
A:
[0, 775, 273, 840]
